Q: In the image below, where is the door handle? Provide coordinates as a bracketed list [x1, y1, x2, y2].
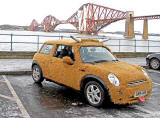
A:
[49, 60, 54, 63]
[79, 68, 85, 72]
[80, 69, 85, 72]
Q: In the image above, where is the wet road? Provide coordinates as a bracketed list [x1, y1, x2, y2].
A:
[0, 69, 160, 118]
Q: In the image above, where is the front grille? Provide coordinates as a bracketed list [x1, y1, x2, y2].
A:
[128, 97, 137, 101]
[128, 80, 146, 86]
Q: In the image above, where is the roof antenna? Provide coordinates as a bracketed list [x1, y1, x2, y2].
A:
[99, 37, 110, 43]
[70, 36, 81, 42]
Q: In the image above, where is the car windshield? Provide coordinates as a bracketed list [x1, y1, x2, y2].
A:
[79, 46, 117, 63]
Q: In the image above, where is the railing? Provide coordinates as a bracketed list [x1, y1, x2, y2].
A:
[0, 33, 65, 51]
[105, 38, 160, 52]
[0, 33, 160, 52]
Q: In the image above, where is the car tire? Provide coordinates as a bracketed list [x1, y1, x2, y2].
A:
[84, 81, 105, 107]
[32, 65, 44, 83]
[150, 58, 160, 70]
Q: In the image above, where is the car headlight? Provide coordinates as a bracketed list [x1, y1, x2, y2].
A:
[142, 69, 149, 78]
[108, 73, 120, 86]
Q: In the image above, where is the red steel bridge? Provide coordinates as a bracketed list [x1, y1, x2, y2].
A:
[29, 3, 160, 38]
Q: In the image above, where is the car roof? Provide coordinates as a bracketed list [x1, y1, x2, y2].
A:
[45, 38, 102, 45]
[46, 39, 77, 45]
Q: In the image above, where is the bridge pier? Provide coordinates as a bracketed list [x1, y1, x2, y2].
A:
[143, 19, 148, 39]
[124, 11, 135, 39]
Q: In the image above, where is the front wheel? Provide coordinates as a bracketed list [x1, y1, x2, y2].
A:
[32, 65, 44, 83]
[84, 81, 105, 107]
[150, 58, 160, 70]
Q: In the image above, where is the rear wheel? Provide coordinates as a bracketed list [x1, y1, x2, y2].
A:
[84, 81, 105, 107]
[32, 65, 44, 83]
[150, 58, 160, 70]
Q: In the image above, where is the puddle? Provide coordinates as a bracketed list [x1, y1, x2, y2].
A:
[29, 82, 86, 110]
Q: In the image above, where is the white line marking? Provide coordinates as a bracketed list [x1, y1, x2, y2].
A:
[142, 112, 160, 117]
[129, 105, 160, 117]
[0, 79, 5, 83]
[147, 69, 160, 74]
[133, 105, 153, 114]
[152, 82, 160, 86]
[0, 94, 15, 101]
[2, 75, 30, 118]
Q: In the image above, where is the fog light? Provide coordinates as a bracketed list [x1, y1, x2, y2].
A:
[119, 98, 122, 101]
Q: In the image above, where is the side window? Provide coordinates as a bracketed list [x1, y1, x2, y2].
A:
[40, 44, 53, 55]
[54, 45, 75, 61]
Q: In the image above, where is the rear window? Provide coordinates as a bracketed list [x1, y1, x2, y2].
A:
[40, 44, 53, 55]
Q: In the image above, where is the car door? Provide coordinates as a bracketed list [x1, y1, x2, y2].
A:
[38, 43, 54, 78]
[48, 44, 65, 83]
[48, 44, 83, 89]
[58, 45, 79, 88]
[62, 45, 87, 89]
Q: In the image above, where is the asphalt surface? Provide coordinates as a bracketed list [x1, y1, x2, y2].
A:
[0, 57, 146, 75]
[0, 69, 160, 118]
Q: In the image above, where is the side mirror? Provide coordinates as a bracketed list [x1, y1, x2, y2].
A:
[63, 56, 74, 65]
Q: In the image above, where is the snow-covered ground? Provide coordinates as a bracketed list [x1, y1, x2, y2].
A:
[0, 30, 160, 52]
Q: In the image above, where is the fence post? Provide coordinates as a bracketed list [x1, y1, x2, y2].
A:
[10, 34, 13, 51]
[37, 35, 39, 51]
[134, 39, 136, 52]
[61, 36, 63, 40]
[148, 39, 149, 52]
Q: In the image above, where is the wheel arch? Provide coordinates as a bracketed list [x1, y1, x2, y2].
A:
[32, 60, 41, 69]
[148, 54, 160, 61]
[80, 75, 108, 92]
[150, 57, 160, 61]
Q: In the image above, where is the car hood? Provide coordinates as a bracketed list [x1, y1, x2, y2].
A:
[87, 61, 146, 83]
[147, 53, 160, 57]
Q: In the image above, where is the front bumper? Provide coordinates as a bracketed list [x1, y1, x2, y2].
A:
[146, 58, 150, 66]
[108, 79, 152, 104]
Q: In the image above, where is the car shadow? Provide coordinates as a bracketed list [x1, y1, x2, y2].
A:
[32, 81, 140, 110]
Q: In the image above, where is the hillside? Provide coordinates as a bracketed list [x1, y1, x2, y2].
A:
[0, 25, 28, 31]
[0, 25, 160, 36]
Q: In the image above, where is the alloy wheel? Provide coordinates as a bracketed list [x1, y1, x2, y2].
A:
[150, 58, 160, 70]
[32, 66, 41, 81]
[86, 84, 102, 105]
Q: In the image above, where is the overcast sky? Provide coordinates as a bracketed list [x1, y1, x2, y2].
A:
[1, 0, 160, 33]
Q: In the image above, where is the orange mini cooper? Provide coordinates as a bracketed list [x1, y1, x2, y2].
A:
[32, 38, 152, 107]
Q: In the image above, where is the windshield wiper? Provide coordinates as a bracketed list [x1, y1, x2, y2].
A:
[84, 61, 95, 64]
[92, 60, 108, 63]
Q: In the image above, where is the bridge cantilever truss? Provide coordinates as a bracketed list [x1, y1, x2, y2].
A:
[29, 3, 160, 36]
[66, 3, 126, 34]
[29, 15, 62, 32]
[28, 19, 39, 31]
[41, 15, 62, 32]
[29, 3, 126, 33]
